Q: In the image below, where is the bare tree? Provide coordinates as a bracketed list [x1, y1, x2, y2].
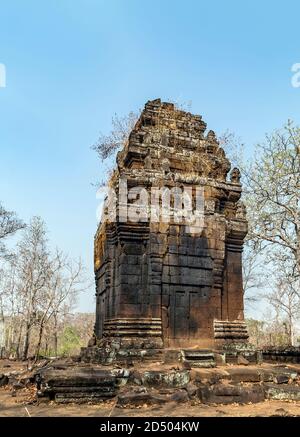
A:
[242, 121, 300, 277]
[92, 112, 138, 162]
[0, 202, 24, 259]
[0, 203, 24, 356]
[246, 318, 266, 348]
[34, 251, 86, 360]
[0, 214, 89, 360]
[11, 217, 51, 360]
[264, 276, 300, 346]
[242, 242, 267, 303]
[0, 261, 24, 357]
[218, 131, 266, 303]
[219, 123, 300, 322]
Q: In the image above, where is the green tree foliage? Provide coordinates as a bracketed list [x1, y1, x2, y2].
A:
[58, 326, 81, 357]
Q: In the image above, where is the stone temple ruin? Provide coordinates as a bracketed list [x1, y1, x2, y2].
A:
[84, 98, 249, 362]
[32, 100, 300, 405]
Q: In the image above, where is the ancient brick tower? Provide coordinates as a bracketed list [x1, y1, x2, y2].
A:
[94, 99, 248, 351]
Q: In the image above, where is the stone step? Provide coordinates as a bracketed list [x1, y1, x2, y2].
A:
[181, 349, 216, 368]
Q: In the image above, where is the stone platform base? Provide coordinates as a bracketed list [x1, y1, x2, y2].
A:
[81, 318, 164, 365]
[81, 342, 260, 367]
[35, 362, 300, 405]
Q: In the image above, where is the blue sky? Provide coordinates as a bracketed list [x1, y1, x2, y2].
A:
[0, 0, 299, 313]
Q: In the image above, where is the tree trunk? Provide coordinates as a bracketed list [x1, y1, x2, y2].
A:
[35, 322, 45, 362]
[16, 324, 23, 360]
[289, 314, 294, 346]
[22, 322, 31, 360]
[0, 306, 5, 359]
[53, 314, 58, 356]
[44, 338, 49, 356]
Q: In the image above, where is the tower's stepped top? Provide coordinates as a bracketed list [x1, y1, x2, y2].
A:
[116, 98, 234, 184]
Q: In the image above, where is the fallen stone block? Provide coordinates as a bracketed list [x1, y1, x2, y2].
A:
[128, 370, 143, 385]
[190, 368, 230, 385]
[142, 370, 190, 388]
[237, 355, 249, 366]
[257, 368, 277, 382]
[259, 367, 298, 383]
[170, 389, 189, 403]
[265, 384, 300, 401]
[185, 382, 198, 397]
[36, 367, 120, 402]
[227, 368, 261, 383]
[274, 374, 290, 384]
[163, 350, 181, 364]
[198, 383, 265, 404]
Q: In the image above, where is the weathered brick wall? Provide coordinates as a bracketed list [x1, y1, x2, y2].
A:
[94, 99, 248, 348]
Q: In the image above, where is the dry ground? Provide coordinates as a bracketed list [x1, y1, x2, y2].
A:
[1, 388, 300, 417]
